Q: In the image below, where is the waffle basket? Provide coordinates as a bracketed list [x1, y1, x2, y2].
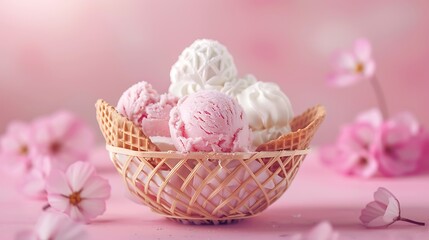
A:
[95, 99, 325, 225]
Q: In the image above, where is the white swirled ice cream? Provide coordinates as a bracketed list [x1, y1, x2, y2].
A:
[169, 39, 238, 98]
[236, 81, 294, 147]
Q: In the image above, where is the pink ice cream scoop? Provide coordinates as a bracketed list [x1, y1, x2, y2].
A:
[117, 81, 178, 137]
[117, 81, 159, 125]
[169, 90, 251, 152]
[141, 93, 178, 137]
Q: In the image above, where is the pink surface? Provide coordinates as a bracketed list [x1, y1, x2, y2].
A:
[1, 152, 428, 239]
[1, 1, 429, 145]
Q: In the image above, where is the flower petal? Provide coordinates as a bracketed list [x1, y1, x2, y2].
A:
[363, 60, 375, 77]
[69, 205, 87, 222]
[334, 51, 356, 70]
[48, 195, 71, 213]
[66, 161, 96, 192]
[351, 155, 378, 178]
[384, 196, 401, 222]
[354, 38, 372, 62]
[377, 152, 419, 176]
[20, 170, 48, 200]
[46, 170, 71, 196]
[337, 122, 375, 151]
[80, 176, 111, 199]
[327, 72, 360, 87]
[374, 187, 398, 207]
[79, 199, 107, 220]
[34, 212, 87, 240]
[360, 202, 391, 227]
[356, 109, 383, 127]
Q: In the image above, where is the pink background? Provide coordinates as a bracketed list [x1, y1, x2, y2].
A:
[1, 2, 429, 239]
[1, 0, 429, 144]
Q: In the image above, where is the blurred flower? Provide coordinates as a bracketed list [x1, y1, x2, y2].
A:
[375, 113, 428, 176]
[290, 221, 339, 240]
[360, 187, 425, 228]
[320, 109, 428, 177]
[16, 212, 87, 240]
[20, 156, 52, 200]
[328, 38, 375, 87]
[320, 110, 380, 178]
[32, 111, 95, 170]
[46, 161, 110, 223]
[0, 122, 34, 176]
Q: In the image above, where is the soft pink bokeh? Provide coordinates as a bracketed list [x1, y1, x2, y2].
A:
[1, 0, 429, 145]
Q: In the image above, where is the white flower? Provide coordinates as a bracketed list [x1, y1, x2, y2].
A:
[360, 187, 425, 228]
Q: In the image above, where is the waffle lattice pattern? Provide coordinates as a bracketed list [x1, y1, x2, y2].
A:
[108, 147, 307, 224]
[95, 99, 325, 224]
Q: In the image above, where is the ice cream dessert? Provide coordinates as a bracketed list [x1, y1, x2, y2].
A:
[236, 81, 294, 147]
[116, 81, 159, 126]
[221, 74, 257, 97]
[116, 81, 178, 147]
[169, 90, 251, 152]
[169, 39, 238, 98]
[141, 93, 178, 137]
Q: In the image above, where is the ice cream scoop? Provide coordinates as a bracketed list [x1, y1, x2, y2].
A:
[220, 74, 257, 97]
[116, 81, 159, 126]
[141, 93, 178, 137]
[169, 39, 238, 98]
[236, 81, 294, 147]
[169, 90, 251, 152]
[116, 81, 178, 138]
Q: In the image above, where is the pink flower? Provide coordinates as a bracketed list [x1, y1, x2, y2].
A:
[320, 109, 428, 177]
[328, 38, 375, 87]
[32, 111, 95, 170]
[320, 110, 381, 178]
[290, 221, 339, 240]
[360, 187, 425, 228]
[375, 113, 428, 176]
[20, 156, 52, 200]
[46, 161, 110, 223]
[0, 121, 34, 176]
[16, 212, 87, 240]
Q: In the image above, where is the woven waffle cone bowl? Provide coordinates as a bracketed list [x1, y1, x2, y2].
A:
[95, 99, 325, 225]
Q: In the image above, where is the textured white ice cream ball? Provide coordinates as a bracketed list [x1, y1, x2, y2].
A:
[221, 74, 257, 97]
[236, 81, 294, 147]
[169, 39, 238, 98]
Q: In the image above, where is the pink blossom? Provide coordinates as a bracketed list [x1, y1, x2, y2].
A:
[46, 161, 110, 223]
[16, 212, 87, 240]
[31, 111, 95, 170]
[328, 38, 375, 87]
[290, 221, 339, 240]
[360, 187, 400, 228]
[0, 121, 34, 176]
[320, 112, 380, 178]
[375, 113, 428, 176]
[360, 187, 425, 228]
[20, 156, 52, 200]
[320, 109, 428, 177]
